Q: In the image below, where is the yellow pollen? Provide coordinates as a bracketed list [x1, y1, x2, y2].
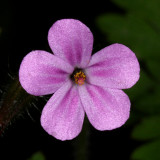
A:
[74, 71, 86, 85]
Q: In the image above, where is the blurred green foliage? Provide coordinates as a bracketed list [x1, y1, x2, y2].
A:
[27, 151, 46, 160]
[132, 116, 160, 140]
[96, 0, 160, 159]
[96, 13, 160, 60]
[132, 140, 160, 160]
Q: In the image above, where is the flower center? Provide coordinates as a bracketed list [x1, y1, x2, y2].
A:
[70, 68, 86, 85]
[74, 71, 86, 85]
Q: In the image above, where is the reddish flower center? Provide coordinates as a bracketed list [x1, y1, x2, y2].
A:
[74, 71, 86, 85]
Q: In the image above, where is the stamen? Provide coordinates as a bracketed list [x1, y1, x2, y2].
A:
[74, 71, 86, 85]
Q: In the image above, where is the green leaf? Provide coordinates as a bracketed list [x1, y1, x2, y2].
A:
[132, 116, 160, 140]
[131, 139, 160, 160]
[112, 0, 160, 14]
[96, 13, 160, 59]
[147, 59, 160, 81]
[135, 86, 160, 114]
[124, 70, 153, 101]
[112, 0, 160, 36]
[125, 111, 143, 127]
[112, 0, 146, 12]
[27, 151, 46, 160]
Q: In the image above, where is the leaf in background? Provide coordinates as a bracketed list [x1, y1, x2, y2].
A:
[96, 13, 160, 60]
[112, 0, 160, 15]
[27, 151, 46, 160]
[134, 86, 160, 114]
[124, 69, 153, 101]
[112, 0, 160, 33]
[132, 116, 160, 140]
[131, 139, 160, 160]
[147, 59, 160, 81]
[112, 0, 145, 11]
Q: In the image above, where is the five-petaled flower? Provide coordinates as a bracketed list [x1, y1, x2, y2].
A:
[19, 19, 140, 141]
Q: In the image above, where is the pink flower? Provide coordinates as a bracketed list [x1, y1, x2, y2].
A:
[19, 19, 140, 141]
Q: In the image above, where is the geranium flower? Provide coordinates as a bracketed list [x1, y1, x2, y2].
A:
[19, 19, 140, 141]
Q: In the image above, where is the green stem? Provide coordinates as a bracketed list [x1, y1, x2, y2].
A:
[72, 117, 90, 160]
[0, 77, 35, 135]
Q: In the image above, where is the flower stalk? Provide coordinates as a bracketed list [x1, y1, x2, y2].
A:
[0, 77, 35, 135]
[73, 117, 90, 160]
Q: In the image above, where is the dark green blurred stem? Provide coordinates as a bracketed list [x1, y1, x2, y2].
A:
[73, 117, 90, 160]
[0, 77, 35, 135]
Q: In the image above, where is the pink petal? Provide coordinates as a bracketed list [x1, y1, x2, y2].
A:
[19, 50, 73, 96]
[78, 83, 130, 130]
[85, 43, 140, 89]
[41, 81, 85, 141]
[48, 19, 93, 68]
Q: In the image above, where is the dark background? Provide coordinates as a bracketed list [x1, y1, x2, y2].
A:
[1, 0, 160, 160]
